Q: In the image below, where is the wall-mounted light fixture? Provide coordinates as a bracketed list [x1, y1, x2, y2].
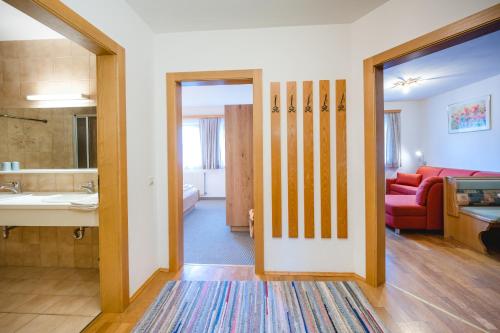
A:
[26, 93, 89, 101]
[415, 150, 426, 166]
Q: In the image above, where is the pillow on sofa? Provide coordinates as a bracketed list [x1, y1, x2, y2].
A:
[396, 173, 423, 187]
[416, 176, 442, 206]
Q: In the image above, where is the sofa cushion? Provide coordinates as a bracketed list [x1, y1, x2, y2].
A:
[389, 184, 419, 195]
[416, 166, 442, 179]
[385, 195, 426, 216]
[396, 172, 422, 187]
[438, 168, 476, 177]
[473, 171, 500, 177]
[416, 176, 443, 206]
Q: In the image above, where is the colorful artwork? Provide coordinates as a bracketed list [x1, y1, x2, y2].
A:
[448, 95, 491, 134]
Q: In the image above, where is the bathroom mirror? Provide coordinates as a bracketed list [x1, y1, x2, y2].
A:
[0, 107, 97, 169]
[0, 38, 98, 171]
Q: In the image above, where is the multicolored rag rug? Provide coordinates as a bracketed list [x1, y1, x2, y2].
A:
[133, 281, 386, 333]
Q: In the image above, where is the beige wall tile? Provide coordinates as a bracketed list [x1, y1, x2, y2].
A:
[37, 174, 56, 191]
[55, 174, 74, 192]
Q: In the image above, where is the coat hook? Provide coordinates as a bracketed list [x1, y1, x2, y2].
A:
[321, 94, 329, 112]
[288, 95, 295, 113]
[337, 93, 345, 112]
[305, 95, 312, 113]
[272, 95, 279, 113]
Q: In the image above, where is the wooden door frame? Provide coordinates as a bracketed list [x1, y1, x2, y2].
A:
[6, 0, 130, 311]
[364, 4, 500, 287]
[166, 69, 264, 274]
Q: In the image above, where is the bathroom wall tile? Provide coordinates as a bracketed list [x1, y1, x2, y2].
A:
[55, 174, 74, 192]
[40, 228, 59, 267]
[2, 82, 20, 98]
[22, 243, 41, 267]
[2, 58, 20, 82]
[53, 57, 72, 81]
[51, 39, 71, 57]
[71, 56, 89, 80]
[21, 174, 38, 191]
[74, 244, 93, 268]
[22, 227, 40, 244]
[20, 58, 38, 83]
[57, 228, 75, 268]
[37, 174, 56, 191]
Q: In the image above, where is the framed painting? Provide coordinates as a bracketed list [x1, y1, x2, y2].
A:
[448, 95, 491, 134]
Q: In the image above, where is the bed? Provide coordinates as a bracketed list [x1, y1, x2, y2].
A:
[183, 184, 199, 214]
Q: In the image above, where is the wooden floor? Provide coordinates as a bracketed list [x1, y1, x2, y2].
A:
[84, 230, 500, 333]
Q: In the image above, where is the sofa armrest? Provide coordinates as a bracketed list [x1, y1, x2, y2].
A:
[386, 178, 397, 194]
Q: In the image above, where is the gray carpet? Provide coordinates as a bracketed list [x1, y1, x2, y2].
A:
[183, 199, 254, 265]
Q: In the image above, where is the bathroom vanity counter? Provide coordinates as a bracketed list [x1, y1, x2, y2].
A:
[0, 192, 99, 227]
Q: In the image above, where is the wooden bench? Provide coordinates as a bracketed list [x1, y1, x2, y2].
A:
[444, 177, 500, 254]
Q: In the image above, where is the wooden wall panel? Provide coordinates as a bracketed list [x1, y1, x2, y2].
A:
[270, 82, 282, 238]
[287, 82, 298, 238]
[225, 105, 254, 229]
[319, 80, 331, 238]
[303, 81, 314, 238]
[336, 79, 348, 239]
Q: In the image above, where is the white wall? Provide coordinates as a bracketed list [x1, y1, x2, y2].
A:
[384, 101, 424, 175]
[184, 169, 226, 197]
[421, 74, 500, 171]
[154, 24, 353, 272]
[61, 0, 157, 294]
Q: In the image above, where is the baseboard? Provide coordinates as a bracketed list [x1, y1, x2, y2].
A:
[200, 196, 226, 200]
[129, 268, 170, 303]
[263, 271, 365, 281]
[230, 226, 249, 232]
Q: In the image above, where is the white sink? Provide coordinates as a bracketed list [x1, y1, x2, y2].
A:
[41, 193, 97, 204]
[0, 192, 99, 227]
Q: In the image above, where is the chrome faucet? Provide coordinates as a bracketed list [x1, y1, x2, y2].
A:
[80, 181, 96, 194]
[0, 181, 21, 194]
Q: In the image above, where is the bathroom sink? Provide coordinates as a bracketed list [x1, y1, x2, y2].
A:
[0, 193, 29, 201]
[41, 193, 98, 204]
[0, 192, 99, 227]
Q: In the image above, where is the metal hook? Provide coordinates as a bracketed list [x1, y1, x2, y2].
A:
[305, 95, 312, 113]
[288, 95, 295, 113]
[321, 94, 329, 112]
[272, 95, 279, 113]
[337, 93, 345, 112]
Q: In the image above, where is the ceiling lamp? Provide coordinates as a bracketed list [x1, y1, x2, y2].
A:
[26, 93, 89, 101]
[392, 77, 422, 94]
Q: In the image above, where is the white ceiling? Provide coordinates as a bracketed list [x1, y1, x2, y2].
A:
[384, 30, 500, 102]
[0, 1, 63, 41]
[125, 0, 388, 33]
[182, 84, 253, 112]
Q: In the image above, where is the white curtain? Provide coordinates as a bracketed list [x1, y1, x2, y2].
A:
[200, 118, 224, 169]
[384, 113, 401, 168]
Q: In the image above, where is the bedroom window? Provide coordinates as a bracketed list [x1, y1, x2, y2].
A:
[182, 118, 226, 170]
[182, 119, 203, 169]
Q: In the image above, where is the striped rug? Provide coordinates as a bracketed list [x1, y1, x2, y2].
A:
[133, 281, 386, 333]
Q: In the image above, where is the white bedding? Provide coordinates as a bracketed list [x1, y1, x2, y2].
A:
[183, 184, 199, 214]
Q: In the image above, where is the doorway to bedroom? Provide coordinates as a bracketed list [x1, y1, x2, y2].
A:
[181, 82, 255, 266]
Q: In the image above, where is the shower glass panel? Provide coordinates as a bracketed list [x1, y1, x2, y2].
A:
[74, 114, 97, 168]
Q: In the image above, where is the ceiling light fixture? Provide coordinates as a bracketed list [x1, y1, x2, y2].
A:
[26, 93, 89, 101]
[392, 77, 422, 94]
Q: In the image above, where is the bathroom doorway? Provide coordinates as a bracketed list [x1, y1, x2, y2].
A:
[1, 0, 129, 323]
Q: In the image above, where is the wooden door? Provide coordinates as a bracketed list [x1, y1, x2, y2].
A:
[225, 104, 254, 229]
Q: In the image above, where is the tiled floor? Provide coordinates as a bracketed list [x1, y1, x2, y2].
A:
[0, 266, 100, 333]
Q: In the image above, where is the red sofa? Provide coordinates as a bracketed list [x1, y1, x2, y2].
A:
[385, 166, 500, 232]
